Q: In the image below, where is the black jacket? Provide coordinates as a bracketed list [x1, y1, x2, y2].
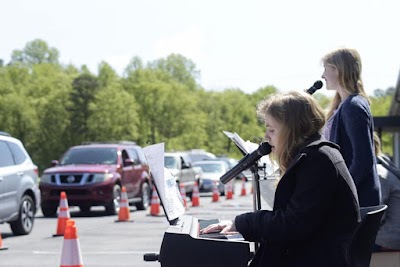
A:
[235, 134, 360, 267]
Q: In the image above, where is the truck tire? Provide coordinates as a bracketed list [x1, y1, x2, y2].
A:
[105, 184, 121, 215]
[136, 182, 150, 210]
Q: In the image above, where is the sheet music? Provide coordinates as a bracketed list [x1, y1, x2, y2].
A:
[223, 131, 258, 154]
[143, 143, 185, 221]
[223, 130, 279, 210]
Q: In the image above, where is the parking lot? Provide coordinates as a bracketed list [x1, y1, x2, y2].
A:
[0, 180, 263, 267]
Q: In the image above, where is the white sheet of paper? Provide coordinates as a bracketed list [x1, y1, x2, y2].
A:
[222, 130, 280, 210]
[143, 143, 185, 221]
[223, 131, 250, 154]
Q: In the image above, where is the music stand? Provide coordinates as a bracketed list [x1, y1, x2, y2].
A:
[222, 131, 265, 213]
[222, 131, 267, 252]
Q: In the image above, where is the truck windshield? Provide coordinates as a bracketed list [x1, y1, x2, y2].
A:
[194, 163, 223, 173]
[164, 156, 178, 169]
[60, 148, 118, 165]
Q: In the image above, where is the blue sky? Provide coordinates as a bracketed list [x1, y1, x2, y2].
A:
[1, 0, 399, 95]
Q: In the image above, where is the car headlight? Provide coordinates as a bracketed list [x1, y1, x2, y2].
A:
[40, 174, 52, 184]
[92, 173, 114, 183]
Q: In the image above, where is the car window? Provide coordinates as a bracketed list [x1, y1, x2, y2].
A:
[181, 154, 192, 164]
[164, 156, 178, 169]
[0, 140, 15, 167]
[60, 147, 118, 165]
[126, 148, 139, 163]
[7, 141, 27, 164]
[135, 148, 148, 164]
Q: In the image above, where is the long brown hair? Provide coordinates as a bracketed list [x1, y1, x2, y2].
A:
[323, 48, 370, 118]
[257, 91, 326, 172]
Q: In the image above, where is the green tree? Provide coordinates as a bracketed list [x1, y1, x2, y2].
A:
[10, 39, 59, 66]
[150, 54, 200, 91]
[67, 74, 100, 144]
[371, 88, 395, 156]
[0, 93, 38, 146]
[87, 86, 139, 142]
[124, 56, 144, 76]
[249, 85, 278, 105]
[126, 78, 192, 145]
[89, 61, 138, 142]
[249, 86, 279, 138]
[98, 61, 119, 89]
[313, 92, 332, 110]
[35, 89, 72, 170]
[0, 64, 38, 146]
[30, 64, 73, 170]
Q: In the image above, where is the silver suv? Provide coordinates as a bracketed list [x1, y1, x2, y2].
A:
[0, 132, 40, 235]
[164, 152, 201, 197]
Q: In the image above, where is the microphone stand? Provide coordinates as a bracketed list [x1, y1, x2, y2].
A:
[232, 143, 266, 255]
[250, 162, 262, 252]
[250, 163, 262, 212]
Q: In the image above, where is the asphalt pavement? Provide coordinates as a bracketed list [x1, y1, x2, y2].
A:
[0, 180, 268, 267]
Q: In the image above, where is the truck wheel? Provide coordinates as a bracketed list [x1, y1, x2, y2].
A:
[105, 184, 121, 215]
[136, 182, 150, 210]
[187, 190, 193, 200]
[79, 205, 91, 213]
[41, 204, 58, 217]
[10, 195, 35, 235]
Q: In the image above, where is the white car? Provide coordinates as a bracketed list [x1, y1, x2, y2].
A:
[0, 132, 41, 235]
[164, 152, 200, 197]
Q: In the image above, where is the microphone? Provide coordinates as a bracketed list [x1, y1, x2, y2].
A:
[306, 80, 323, 95]
[220, 142, 272, 184]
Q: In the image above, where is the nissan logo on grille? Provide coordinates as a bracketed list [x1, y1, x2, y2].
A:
[67, 175, 75, 183]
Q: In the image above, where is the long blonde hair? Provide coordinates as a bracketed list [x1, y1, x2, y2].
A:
[323, 48, 370, 118]
[373, 132, 382, 156]
[256, 91, 326, 172]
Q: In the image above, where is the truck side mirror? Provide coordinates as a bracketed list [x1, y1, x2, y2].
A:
[51, 160, 59, 167]
[182, 162, 191, 169]
[124, 158, 134, 167]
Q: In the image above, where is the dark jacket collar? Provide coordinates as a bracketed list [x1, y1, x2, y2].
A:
[284, 133, 339, 175]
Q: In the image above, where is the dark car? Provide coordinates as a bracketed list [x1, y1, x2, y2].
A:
[39, 142, 151, 217]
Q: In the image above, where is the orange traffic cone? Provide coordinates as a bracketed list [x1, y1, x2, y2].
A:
[226, 181, 233, 200]
[212, 181, 220, 202]
[179, 184, 187, 208]
[240, 177, 247, 196]
[60, 219, 83, 267]
[150, 186, 161, 216]
[54, 191, 71, 237]
[191, 181, 200, 207]
[115, 186, 133, 222]
[0, 231, 8, 250]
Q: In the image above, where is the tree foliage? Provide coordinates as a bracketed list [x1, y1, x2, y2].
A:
[370, 89, 395, 155]
[68, 73, 100, 144]
[0, 39, 396, 172]
[10, 39, 59, 66]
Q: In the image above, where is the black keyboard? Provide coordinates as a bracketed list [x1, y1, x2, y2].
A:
[199, 232, 227, 239]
